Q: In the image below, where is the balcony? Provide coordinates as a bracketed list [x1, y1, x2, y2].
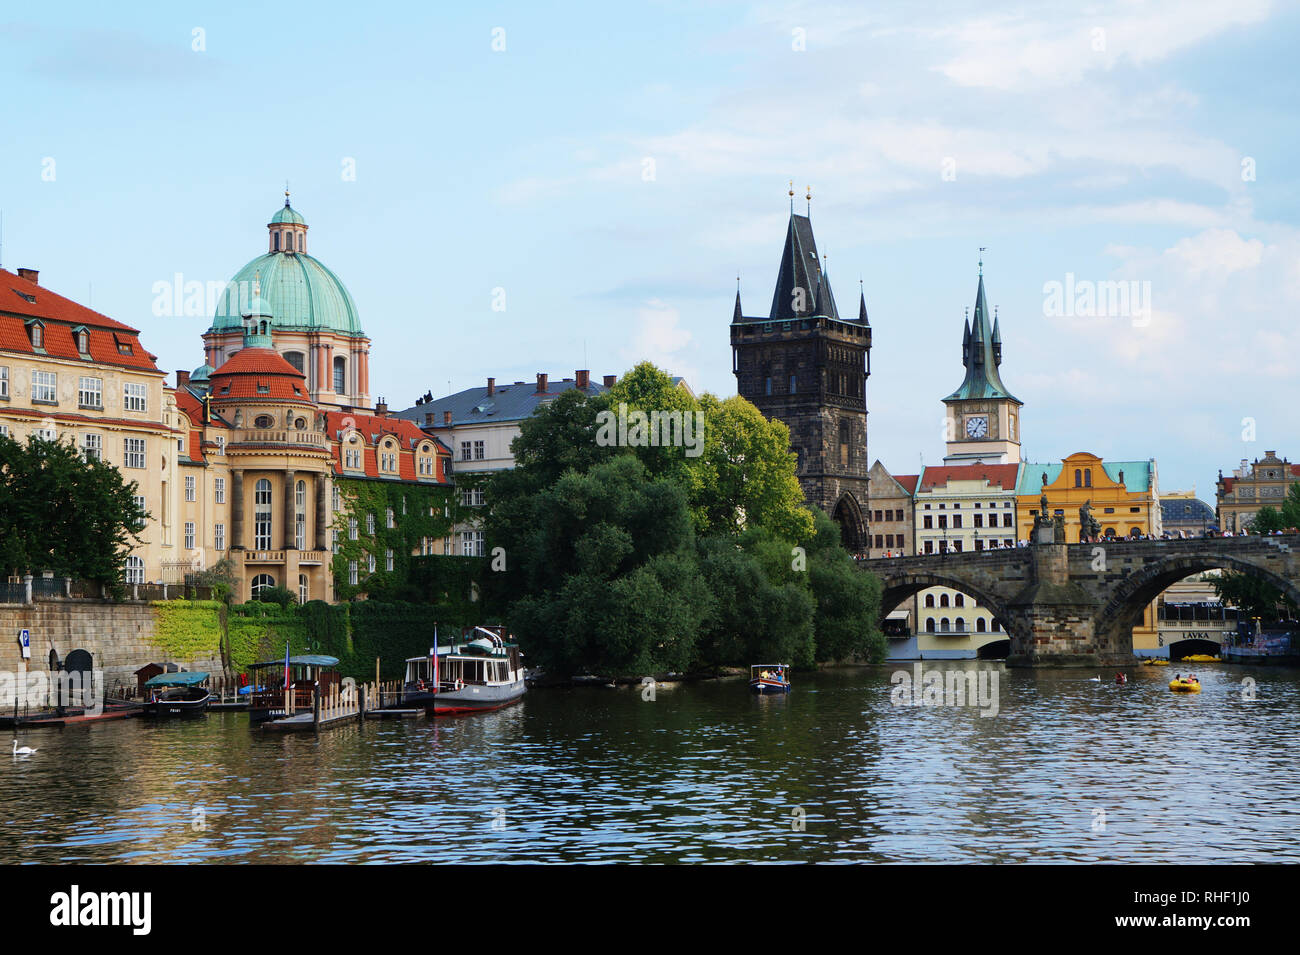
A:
[241, 550, 326, 565]
[229, 428, 326, 448]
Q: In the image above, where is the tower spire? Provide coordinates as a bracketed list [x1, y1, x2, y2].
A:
[788, 180, 794, 215]
[806, 184, 811, 217]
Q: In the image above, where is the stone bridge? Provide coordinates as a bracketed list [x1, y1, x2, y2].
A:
[865, 535, 1300, 666]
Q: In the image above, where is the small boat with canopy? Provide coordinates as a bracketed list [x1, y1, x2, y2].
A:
[749, 664, 791, 694]
[402, 626, 525, 715]
[246, 653, 341, 725]
[142, 671, 210, 718]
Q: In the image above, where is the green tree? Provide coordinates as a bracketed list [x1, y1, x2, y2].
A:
[495, 455, 710, 676]
[0, 434, 146, 593]
[803, 509, 886, 662]
[1212, 571, 1298, 621]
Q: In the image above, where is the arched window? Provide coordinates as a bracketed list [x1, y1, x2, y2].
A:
[123, 556, 145, 584]
[251, 574, 275, 599]
[286, 232, 294, 252]
[976, 618, 987, 632]
[924, 593, 935, 607]
[940, 618, 950, 633]
[254, 478, 273, 550]
[273, 232, 280, 251]
[926, 618, 936, 633]
[333, 356, 347, 394]
[1084, 469, 1092, 488]
[284, 351, 305, 373]
[1074, 469, 1082, 487]
[954, 594, 965, 608]
[298, 574, 308, 605]
[939, 593, 950, 608]
[955, 618, 966, 632]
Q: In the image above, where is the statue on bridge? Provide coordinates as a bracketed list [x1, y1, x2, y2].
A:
[1079, 499, 1102, 542]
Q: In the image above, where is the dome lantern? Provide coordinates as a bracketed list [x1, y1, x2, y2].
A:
[268, 190, 308, 254]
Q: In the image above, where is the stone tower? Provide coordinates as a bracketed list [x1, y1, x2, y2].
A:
[730, 203, 872, 550]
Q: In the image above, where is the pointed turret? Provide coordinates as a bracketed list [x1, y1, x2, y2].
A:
[732, 288, 744, 324]
[813, 267, 841, 322]
[962, 316, 972, 366]
[767, 213, 836, 320]
[944, 270, 1019, 403]
[992, 311, 1003, 366]
[858, 284, 870, 325]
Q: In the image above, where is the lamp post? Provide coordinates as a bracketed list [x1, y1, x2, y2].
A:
[48, 648, 62, 717]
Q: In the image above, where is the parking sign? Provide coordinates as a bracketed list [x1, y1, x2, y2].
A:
[18, 628, 30, 660]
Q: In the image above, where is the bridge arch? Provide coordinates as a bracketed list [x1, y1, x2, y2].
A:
[832, 492, 865, 553]
[879, 572, 1015, 635]
[1097, 552, 1300, 636]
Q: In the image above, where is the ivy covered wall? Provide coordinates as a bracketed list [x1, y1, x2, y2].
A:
[330, 478, 457, 601]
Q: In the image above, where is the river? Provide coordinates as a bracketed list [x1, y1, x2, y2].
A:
[2, 662, 1297, 863]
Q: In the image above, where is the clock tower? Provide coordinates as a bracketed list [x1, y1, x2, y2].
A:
[942, 263, 1022, 465]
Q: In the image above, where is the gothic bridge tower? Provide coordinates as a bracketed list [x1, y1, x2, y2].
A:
[730, 190, 872, 550]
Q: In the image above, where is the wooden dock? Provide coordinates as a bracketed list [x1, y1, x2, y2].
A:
[258, 680, 405, 732]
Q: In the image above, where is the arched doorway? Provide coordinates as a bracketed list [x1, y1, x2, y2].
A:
[832, 493, 865, 553]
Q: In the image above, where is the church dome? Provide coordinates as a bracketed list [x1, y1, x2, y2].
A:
[207, 199, 363, 336]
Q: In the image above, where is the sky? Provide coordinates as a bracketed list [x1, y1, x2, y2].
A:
[2, 0, 1297, 497]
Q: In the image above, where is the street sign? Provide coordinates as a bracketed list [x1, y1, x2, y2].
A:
[17, 628, 29, 660]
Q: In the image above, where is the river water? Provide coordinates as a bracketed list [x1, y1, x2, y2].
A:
[2, 663, 1297, 864]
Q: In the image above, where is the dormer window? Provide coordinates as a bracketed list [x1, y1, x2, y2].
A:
[27, 321, 43, 350]
[74, 327, 90, 355]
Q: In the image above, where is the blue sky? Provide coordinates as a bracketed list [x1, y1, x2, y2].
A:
[2, 0, 1298, 496]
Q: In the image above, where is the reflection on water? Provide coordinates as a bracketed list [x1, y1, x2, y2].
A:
[2, 663, 1298, 863]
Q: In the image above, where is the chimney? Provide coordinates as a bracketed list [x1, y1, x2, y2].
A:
[424, 412, 435, 427]
[536, 372, 548, 393]
[375, 397, 388, 416]
[487, 377, 495, 396]
[16, 268, 38, 285]
[176, 369, 191, 389]
[603, 374, 617, 388]
[443, 410, 453, 426]
[576, 369, 590, 389]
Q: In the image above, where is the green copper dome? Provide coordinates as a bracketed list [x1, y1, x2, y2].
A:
[208, 203, 363, 336]
[270, 201, 306, 226]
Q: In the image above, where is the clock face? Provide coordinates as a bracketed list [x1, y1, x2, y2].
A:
[965, 416, 988, 438]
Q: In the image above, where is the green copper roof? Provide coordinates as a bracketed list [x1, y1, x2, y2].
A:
[209, 249, 363, 335]
[270, 201, 306, 225]
[944, 272, 1019, 403]
[1016, 460, 1154, 494]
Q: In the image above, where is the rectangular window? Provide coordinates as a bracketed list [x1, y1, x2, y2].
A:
[367, 553, 376, 574]
[78, 376, 103, 409]
[123, 382, 147, 413]
[460, 441, 472, 461]
[0, 365, 8, 399]
[973, 514, 983, 528]
[461, 530, 484, 557]
[332, 485, 341, 513]
[215, 523, 226, 551]
[385, 548, 394, 572]
[924, 540, 934, 554]
[349, 517, 358, 540]
[386, 507, 395, 529]
[82, 433, 102, 461]
[133, 495, 147, 530]
[366, 513, 375, 535]
[295, 513, 305, 550]
[473, 440, 485, 461]
[254, 480, 272, 550]
[923, 515, 933, 529]
[348, 561, 358, 585]
[184, 522, 195, 550]
[184, 475, 196, 501]
[214, 477, 225, 504]
[32, 370, 57, 404]
[124, 437, 146, 469]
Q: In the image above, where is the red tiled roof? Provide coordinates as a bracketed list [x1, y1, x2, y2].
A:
[208, 348, 310, 401]
[919, 463, 1020, 492]
[0, 268, 160, 372]
[326, 410, 450, 483]
[895, 474, 919, 494]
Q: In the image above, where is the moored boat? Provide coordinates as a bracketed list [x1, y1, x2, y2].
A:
[246, 653, 341, 725]
[402, 626, 525, 715]
[1169, 676, 1201, 693]
[749, 664, 791, 694]
[142, 671, 211, 718]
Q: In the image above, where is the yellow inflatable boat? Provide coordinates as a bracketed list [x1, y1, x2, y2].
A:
[1142, 659, 1170, 666]
[1169, 678, 1201, 693]
[1180, 654, 1221, 663]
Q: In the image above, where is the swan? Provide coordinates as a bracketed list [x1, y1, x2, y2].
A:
[1087, 676, 1101, 682]
[12, 740, 37, 756]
